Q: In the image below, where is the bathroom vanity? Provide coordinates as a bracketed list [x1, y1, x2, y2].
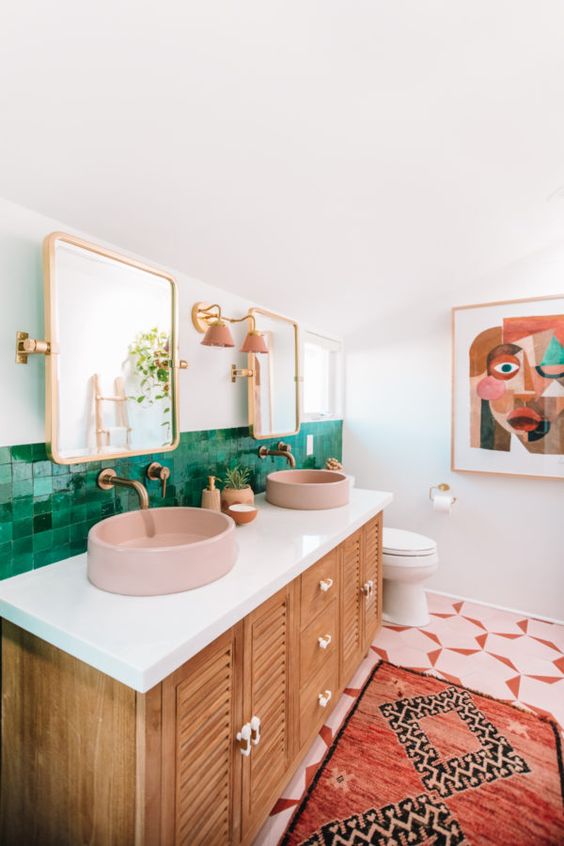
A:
[0, 489, 391, 846]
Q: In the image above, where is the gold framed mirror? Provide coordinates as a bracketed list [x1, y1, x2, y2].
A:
[247, 307, 300, 439]
[44, 232, 181, 464]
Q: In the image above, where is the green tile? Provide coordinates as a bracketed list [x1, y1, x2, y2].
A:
[52, 527, 70, 546]
[33, 477, 53, 497]
[13, 519, 33, 539]
[33, 497, 51, 516]
[52, 508, 71, 528]
[10, 444, 33, 462]
[13, 536, 33, 555]
[0, 464, 11, 484]
[33, 460, 52, 478]
[32, 443, 48, 461]
[33, 530, 53, 552]
[0, 447, 11, 464]
[12, 479, 33, 498]
[0, 523, 13, 543]
[33, 513, 52, 533]
[13, 463, 32, 482]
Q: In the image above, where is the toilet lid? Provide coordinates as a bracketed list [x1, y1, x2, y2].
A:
[383, 528, 437, 556]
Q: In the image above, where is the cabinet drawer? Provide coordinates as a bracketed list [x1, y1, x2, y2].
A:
[300, 598, 338, 685]
[300, 549, 339, 627]
[299, 655, 339, 749]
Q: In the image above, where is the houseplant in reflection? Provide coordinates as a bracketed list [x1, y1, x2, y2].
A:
[221, 465, 255, 511]
[128, 327, 172, 443]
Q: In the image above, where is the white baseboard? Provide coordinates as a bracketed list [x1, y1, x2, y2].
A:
[427, 589, 564, 627]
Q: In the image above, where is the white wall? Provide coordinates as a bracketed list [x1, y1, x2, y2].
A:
[344, 244, 564, 621]
[0, 197, 333, 448]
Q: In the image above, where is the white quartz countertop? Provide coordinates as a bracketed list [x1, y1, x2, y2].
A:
[0, 489, 392, 692]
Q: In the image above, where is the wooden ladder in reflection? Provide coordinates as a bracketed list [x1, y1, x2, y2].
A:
[93, 373, 132, 451]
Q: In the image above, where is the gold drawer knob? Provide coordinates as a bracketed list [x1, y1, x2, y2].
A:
[318, 634, 332, 650]
[319, 578, 334, 592]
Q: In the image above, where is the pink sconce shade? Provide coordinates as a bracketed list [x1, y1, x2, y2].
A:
[240, 331, 269, 354]
[201, 320, 235, 348]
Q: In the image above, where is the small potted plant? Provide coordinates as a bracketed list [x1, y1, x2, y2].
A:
[221, 465, 254, 511]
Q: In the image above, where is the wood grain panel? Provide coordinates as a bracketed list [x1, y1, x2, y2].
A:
[340, 529, 363, 685]
[299, 597, 338, 684]
[300, 548, 339, 627]
[0, 621, 137, 846]
[161, 627, 242, 846]
[299, 654, 339, 748]
[241, 585, 296, 841]
[362, 513, 383, 648]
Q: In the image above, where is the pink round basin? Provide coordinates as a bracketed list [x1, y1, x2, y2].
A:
[266, 469, 349, 510]
[87, 507, 237, 596]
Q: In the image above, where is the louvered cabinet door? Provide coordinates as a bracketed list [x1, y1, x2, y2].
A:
[161, 627, 243, 846]
[362, 513, 383, 649]
[240, 585, 296, 842]
[340, 529, 364, 686]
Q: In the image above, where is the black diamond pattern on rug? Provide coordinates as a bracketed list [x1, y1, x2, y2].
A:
[379, 685, 530, 798]
[299, 793, 467, 846]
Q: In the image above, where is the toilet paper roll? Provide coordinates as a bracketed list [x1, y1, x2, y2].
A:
[432, 492, 454, 513]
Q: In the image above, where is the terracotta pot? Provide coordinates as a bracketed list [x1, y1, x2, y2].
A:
[221, 485, 255, 511]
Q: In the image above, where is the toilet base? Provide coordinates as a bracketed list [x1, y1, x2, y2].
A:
[382, 579, 430, 627]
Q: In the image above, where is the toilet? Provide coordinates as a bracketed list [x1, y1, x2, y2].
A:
[382, 528, 439, 627]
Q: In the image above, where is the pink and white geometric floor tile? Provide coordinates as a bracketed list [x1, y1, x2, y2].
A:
[252, 592, 564, 846]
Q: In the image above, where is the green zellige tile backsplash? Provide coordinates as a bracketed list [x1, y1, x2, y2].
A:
[0, 421, 343, 580]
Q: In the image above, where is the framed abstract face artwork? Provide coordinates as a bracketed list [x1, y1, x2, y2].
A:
[452, 295, 564, 479]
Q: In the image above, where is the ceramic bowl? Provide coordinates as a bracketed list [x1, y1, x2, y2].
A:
[226, 503, 258, 525]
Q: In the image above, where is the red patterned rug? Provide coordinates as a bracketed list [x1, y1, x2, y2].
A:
[282, 662, 564, 845]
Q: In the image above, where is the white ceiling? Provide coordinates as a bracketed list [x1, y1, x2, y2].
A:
[1, 1, 564, 334]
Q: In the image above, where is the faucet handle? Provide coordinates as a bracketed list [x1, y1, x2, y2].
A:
[277, 441, 292, 452]
[147, 462, 171, 498]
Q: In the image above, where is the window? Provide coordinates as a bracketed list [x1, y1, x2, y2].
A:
[302, 332, 342, 420]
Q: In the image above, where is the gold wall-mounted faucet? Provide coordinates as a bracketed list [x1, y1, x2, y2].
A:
[258, 441, 296, 469]
[97, 469, 150, 510]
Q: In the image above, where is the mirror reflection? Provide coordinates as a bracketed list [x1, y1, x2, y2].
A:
[45, 234, 179, 463]
[249, 308, 299, 439]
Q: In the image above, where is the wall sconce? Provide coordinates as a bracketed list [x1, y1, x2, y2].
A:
[192, 303, 269, 381]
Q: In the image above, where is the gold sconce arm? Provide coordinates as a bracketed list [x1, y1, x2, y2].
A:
[231, 364, 254, 383]
[192, 302, 255, 333]
[15, 331, 51, 364]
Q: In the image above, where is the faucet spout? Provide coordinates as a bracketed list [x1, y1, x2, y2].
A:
[258, 441, 296, 469]
[97, 469, 150, 510]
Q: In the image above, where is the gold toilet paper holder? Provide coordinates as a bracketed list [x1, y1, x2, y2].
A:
[429, 483, 457, 503]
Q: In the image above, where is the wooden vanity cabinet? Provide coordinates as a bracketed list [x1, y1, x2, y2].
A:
[1, 513, 382, 846]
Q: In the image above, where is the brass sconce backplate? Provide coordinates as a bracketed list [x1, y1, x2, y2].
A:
[192, 302, 213, 333]
[15, 331, 51, 364]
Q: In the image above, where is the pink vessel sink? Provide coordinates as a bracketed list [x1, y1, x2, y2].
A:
[87, 507, 237, 596]
[266, 469, 349, 510]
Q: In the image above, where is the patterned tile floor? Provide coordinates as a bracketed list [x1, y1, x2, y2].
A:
[253, 591, 564, 845]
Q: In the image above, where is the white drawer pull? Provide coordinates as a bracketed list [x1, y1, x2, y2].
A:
[250, 715, 261, 746]
[318, 689, 332, 708]
[319, 578, 334, 592]
[318, 633, 332, 650]
[236, 722, 252, 756]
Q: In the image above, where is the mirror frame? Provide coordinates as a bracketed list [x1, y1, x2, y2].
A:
[247, 307, 301, 440]
[43, 231, 181, 465]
